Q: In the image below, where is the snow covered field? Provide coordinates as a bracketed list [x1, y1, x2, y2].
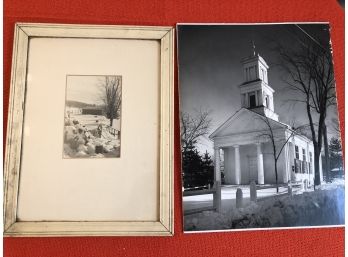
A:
[63, 114, 121, 158]
[184, 179, 345, 231]
[69, 114, 121, 131]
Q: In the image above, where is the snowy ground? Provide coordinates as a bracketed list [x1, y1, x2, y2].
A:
[184, 185, 291, 212]
[63, 114, 121, 158]
[69, 114, 121, 130]
[184, 179, 345, 231]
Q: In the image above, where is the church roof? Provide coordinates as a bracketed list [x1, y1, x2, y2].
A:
[209, 108, 309, 140]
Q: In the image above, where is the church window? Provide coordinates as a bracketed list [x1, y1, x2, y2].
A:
[295, 145, 299, 159]
[294, 145, 301, 173]
[302, 149, 307, 173]
[294, 159, 301, 173]
[249, 92, 256, 108]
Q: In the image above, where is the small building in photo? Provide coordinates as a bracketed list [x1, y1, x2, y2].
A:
[209, 50, 323, 186]
[65, 106, 82, 115]
[81, 107, 104, 115]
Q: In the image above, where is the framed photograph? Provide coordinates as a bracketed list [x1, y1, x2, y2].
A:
[178, 23, 344, 232]
[4, 23, 174, 236]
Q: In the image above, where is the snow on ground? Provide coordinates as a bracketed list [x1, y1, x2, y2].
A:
[184, 179, 345, 231]
[69, 114, 121, 130]
[184, 185, 291, 212]
[63, 114, 120, 158]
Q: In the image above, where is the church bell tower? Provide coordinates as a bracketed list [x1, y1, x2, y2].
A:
[239, 42, 279, 121]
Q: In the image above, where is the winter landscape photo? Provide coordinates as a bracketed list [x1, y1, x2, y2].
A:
[64, 75, 122, 158]
[178, 24, 344, 231]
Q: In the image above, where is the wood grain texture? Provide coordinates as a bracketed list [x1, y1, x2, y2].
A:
[4, 26, 29, 231]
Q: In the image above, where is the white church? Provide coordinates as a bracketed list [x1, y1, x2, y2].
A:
[209, 49, 323, 187]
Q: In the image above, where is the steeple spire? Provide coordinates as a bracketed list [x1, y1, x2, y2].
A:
[251, 40, 256, 56]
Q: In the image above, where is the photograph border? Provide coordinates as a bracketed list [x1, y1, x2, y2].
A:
[177, 23, 345, 233]
[62, 74, 123, 159]
[4, 23, 174, 237]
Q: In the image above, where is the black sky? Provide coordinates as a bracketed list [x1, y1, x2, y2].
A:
[178, 23, 339, 153]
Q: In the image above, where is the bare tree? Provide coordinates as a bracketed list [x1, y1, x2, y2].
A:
[180, 110, 212, 151]
[100, 76, 122, 127]
[257, 116, 301, 193]
[277, 28, 335, 187]
[322, 122, 331, 181]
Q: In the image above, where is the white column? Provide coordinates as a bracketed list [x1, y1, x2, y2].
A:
[214, 148, 221, 182]
[270, 96, 274, 111]
[213, 147, 222, 212]
[256, 143, 264, 184]
[258, 90, 262, 106]
[234, 145, 241, 185]
[223, 149, 232, 184]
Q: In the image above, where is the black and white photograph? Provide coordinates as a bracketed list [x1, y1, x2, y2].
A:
[64, 75, 122, 158]
[178, 24, 344, 231]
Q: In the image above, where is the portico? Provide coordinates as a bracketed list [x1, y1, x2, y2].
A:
[210, 108, 292, 186]
[215, 142, 265, 186]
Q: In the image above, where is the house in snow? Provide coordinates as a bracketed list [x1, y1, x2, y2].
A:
[66, 106, 82, 116]
[209, 50, 323, 187]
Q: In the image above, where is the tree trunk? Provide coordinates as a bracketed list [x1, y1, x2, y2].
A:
[274, 159, 279, 193]
[314, 149, 321, 188]
[110, 118, 113, 127]
[306, 100, 322, 188]
[323, 123, 330, 182]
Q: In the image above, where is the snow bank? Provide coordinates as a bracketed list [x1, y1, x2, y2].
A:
[63, 117, 120, 158]
[184, 185, 344, 231]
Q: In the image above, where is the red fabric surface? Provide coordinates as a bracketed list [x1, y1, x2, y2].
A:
[3, 0, 344, 256]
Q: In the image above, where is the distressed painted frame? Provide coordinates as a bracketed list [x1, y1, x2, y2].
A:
[4, 23, 174, 236]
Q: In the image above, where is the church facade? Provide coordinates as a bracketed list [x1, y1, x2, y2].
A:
[209, 50, 323, 186]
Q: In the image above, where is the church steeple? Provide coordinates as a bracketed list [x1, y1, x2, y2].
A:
[239, 44, 279, 121]
[251, 40, 256, 57]
[242, 42, 269, 84]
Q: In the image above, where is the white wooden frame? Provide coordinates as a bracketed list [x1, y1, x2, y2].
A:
[4, 23, 174, 237]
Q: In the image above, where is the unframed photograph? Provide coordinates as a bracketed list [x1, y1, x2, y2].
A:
[178, 24, 344, 231]
[64, 75, 122, 158]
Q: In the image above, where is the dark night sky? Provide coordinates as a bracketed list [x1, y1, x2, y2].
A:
[178, 23, 339, 154]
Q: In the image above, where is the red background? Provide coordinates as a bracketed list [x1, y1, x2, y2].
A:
[4, 0, 345, 256]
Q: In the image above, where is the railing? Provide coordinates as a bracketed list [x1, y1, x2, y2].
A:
[254, 180, 309, 202]
[183, 181, 220, 215]
[104, 125, 119, 137]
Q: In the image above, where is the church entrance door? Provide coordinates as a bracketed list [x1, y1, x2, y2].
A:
[248, 156, 258, 183]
